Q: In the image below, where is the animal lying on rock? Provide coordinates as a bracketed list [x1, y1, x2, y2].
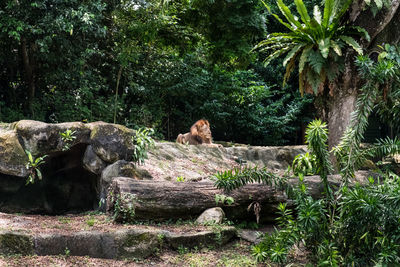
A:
[176, 119, 221, 147]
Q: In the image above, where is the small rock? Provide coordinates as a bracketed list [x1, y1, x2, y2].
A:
[196, 207, 225, 225]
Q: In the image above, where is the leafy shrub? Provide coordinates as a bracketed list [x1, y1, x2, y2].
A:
[132, 127, 155, 165]
[291, 152, 319, 176]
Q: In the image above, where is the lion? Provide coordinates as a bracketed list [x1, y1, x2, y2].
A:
[176, 119, 221, 147]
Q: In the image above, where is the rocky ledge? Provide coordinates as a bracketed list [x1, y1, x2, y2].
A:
[0, 120, 307, 215]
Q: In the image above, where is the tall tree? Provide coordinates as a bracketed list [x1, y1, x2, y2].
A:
[258, 0, 400, 148]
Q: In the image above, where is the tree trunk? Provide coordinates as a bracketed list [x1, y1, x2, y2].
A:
[21, 38, 36, 117]
[325, 3, 400, 150]
[106, 174, 371, 223]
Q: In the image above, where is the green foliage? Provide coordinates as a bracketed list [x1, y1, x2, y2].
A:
[60, 129, 76, 151]
[305, 120, 333, 198]
[291, 152, 319, 176]
[176, 176, 186, 182]
[334, 45, 400, 183]
[213, 166, 291, 194]
[256, 0, 369, 95]
[132, 128, 155, 165]
[110, 192, 136, 224]
[25, 150, 47, 185]
[215, 194, 235, 206]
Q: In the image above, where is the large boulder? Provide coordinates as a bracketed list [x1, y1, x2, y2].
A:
[14, 120, 90, 156]
[196, 207, 225, 225]
[88, 122, 136, 163]
[0, 129, 28, 177]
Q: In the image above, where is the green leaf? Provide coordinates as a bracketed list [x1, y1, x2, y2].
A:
[37, 169, 42, 180]
[340, 35, 363, 55]
[313, 5, 322, 25]
[374, 0, 383, 9]
[276, 0, 302, 28]
[322, 0, 334, 27]
[26, 150, 33, 163]
[348, 26, 371, 42]
[283, 44, 303, 66]
[299, 45, 312, 73]
[330, 40, 342, 56]
[294, 0, 311, 25]
[318, 38, 331, 58]
[261, 0, 296, 31]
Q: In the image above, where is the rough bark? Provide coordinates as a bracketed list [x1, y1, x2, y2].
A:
[106, 173, 372, 223]
[325, 2, 400, 150]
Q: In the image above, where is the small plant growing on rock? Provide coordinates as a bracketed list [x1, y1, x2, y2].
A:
[215, 194, 235, 206]
[25, 150, 47, 185]
[60, 129, 76, 151]
[176, 176, 185, 182]
[132, 128, 155, 165]
[109, 191, 137, 223]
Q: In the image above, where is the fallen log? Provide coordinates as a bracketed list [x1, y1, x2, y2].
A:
[106, 172, 372, 223]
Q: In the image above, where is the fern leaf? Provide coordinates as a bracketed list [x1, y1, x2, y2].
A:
[283, 44, 303, 66]
[330, 40, 342, 56]
[299, 45, 312, 73]
[374, 0, 383, 10]
[284, 56, 297, 85]
[318, 37, 331, 58]
[294, 0, 311, 26]
[322, 0, 334, 27]
[340, 35, 363, 55]
[346, 26, 371, 42]
[313, 5, 322, 25]
[276, 0, 302, 28]
[260, 0, 296, 31]
[308, 49, 325, 74]
[264, 47, 291, 66]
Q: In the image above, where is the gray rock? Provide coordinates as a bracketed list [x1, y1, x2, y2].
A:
[0, 129, 28, 177]
[237, 229, 263, 244]
[196, 207, 225, 225]
[101, 160, 137, 186]
[14, 120, 90, 156]
[165, 226, 236, 249]
[88, 122, 135, 163]
[115, 229, 163, 259]
[83, 145, 107, 175]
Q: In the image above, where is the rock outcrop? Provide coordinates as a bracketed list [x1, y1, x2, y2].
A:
[0, 119, 309, 215]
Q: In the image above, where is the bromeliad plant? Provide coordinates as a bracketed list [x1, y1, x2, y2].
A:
[256, 0, 369, 95]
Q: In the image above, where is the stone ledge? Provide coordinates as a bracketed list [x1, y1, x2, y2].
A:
[0, 227, 237, 259]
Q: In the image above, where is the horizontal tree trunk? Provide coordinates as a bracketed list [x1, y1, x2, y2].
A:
[106, 173, 371, 223]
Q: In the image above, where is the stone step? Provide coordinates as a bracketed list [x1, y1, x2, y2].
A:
[0, 227, 236, 259]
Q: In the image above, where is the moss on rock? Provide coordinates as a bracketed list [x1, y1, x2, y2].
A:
[0, 232, 33, 255]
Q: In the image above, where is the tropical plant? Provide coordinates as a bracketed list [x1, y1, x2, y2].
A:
[291, 152, 318, 176]
[25, 150, 47, 185]
[215, 194, 235, 206]
[132, 127, 155, 165]
[334, 45, 400, 184]
[256, 0, 369, 94]
[60, 129, 76, 151]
